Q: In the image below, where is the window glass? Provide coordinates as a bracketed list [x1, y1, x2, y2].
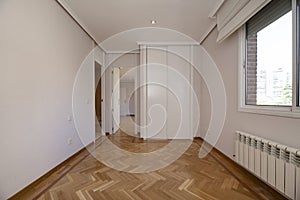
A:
[245, 1, 292, 106]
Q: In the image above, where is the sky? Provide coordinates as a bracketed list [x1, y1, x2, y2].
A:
[257, 11, 292, 75]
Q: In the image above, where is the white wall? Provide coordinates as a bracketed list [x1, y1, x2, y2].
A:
[200, 28, 300, 159]
[72, 46, 105, 145]
[108, 53, 139, 68]
[73, 52, 95, 146]
[193, 69, 203, 138]
[0, 0, 96, 199]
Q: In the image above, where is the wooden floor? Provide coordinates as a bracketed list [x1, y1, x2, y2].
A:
[10, 118, 286, 200]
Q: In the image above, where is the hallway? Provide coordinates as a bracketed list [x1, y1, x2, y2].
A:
[119, 116, 136, 137]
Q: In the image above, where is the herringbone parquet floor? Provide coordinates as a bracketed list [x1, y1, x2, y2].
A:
[11, 117, 286, 200]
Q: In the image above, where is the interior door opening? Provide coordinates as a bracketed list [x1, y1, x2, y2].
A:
[95, 61, 102, 139]
[119, 67, 137, 136]
[112, 67, 120, 134]
[107, 52, 140, 136]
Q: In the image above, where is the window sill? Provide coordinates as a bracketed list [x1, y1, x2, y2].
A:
[238, 105, 300, 119]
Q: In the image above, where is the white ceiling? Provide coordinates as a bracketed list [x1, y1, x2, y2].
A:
[58, 0, 223, 43]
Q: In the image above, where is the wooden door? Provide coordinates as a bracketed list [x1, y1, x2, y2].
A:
[95, 62, 102, 127]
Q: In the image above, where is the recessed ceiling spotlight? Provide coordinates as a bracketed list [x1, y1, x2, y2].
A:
[150, 20, 156, 25]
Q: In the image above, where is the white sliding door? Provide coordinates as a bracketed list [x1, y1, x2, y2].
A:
[146, 47, 168, 139]
[143, 45, 192, 140]
[167, 46, 191, 139]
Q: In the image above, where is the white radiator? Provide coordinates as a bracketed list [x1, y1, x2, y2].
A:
[276, 145, 286, 193]
[261, 140, 269, 182]
[254, 140, 262, 177]
[248, 137, 255, 173]
[235, 131, 300, 200]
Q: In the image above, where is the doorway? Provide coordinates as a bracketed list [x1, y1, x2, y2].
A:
[112, 67, 120, 133]
[120, 67, 136, 135]
[107, 52, 140, 136]
[95, 61, 102, 139]
[112, 66, 137, 136]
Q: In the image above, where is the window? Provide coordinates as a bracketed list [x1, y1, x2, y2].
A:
[245, 0, 292, 106]
[240, 0, 300, 117]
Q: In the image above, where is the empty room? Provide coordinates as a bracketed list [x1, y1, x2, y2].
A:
[1, 0, 300, 199]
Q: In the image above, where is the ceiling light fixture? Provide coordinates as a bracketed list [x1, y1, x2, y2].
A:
[150, 20, 156, 25]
